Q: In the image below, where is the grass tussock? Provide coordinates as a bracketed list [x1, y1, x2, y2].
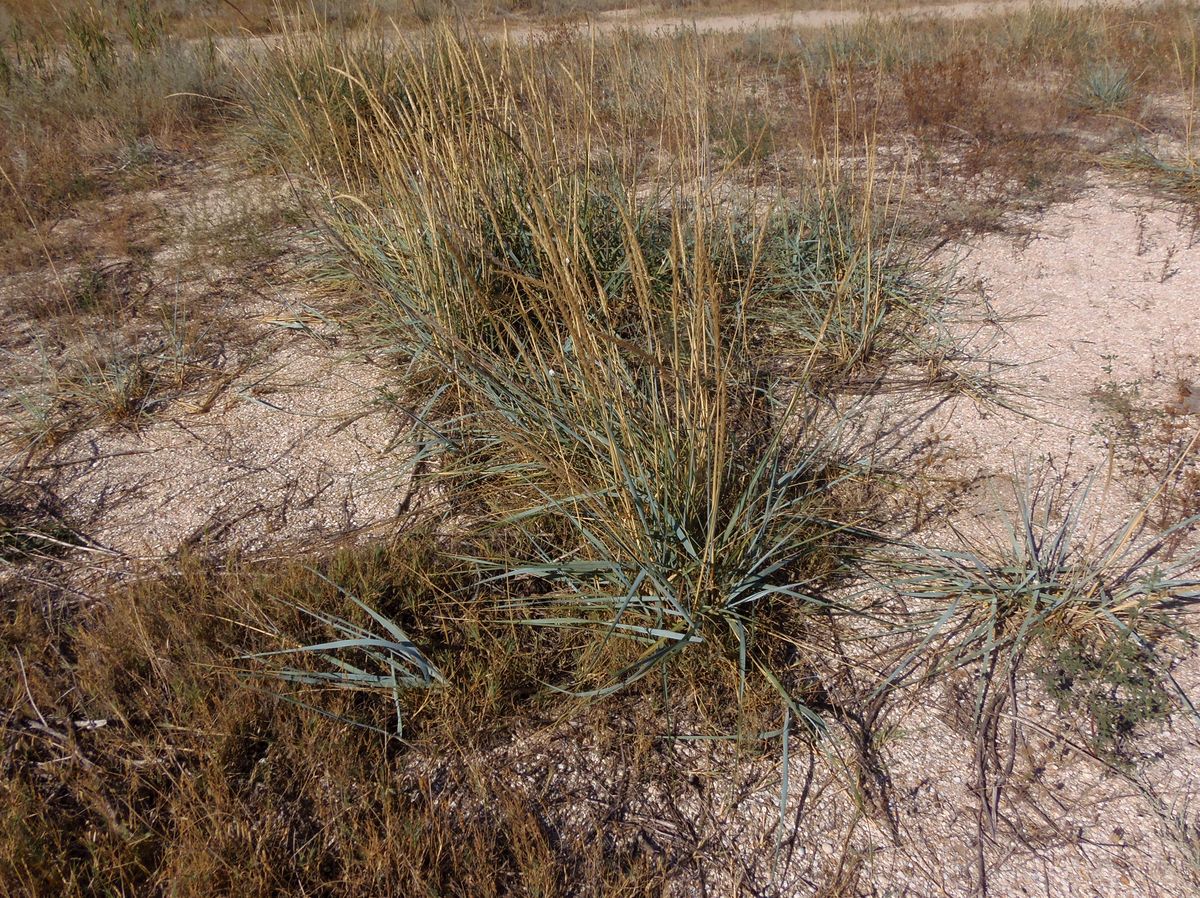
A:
[1, 299, 222, 453]
[885, 473, 1200, 767]
[249, 24, 955, 730]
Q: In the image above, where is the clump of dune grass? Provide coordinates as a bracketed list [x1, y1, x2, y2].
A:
[242, 571, 445, 738]
[239, 18, 1200, 877]
[245, 23, 954, 737]
[852, 469, 1200, 869]
[1107, 35, 1200, 201]
[1118, 144, 1200, 199]
[1076, 62, 1134, 113]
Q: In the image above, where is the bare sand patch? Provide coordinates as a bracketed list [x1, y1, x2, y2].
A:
[917, 181, 1200, 529]
[851, 178, 1200, 896]
[0, 162, 410, 562]
[39, 339, 405, 559]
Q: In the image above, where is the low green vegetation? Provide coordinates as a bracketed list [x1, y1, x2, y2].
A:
[1076, 61, 1134, 112]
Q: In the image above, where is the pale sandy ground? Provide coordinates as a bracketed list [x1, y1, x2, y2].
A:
[0, 167, 411, 562]
[37, 339, 406, 559]
[821, 178, 1200, 898]
[901, 181, 1200, 535]
[938, 180, 1200, 480]
[790, 180, 1200, 896]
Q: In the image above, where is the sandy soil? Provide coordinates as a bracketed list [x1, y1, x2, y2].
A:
[453, 671, 1200, 896]
[38, 340, 406, 559]
[0, 164, 411, 563]
[926, 181, 1200, 529]
[828, 178, 1200, 897]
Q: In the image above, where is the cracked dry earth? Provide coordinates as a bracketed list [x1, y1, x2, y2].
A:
[4, 160, 1200, 895]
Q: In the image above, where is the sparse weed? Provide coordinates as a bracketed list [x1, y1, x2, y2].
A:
[711, 91, 777, 163]
[63, 5, 116, 89]
[1089, 378, 1200, 534]
[1042, 631, 1174, 764]
[0, 479, 78, 561]
[67, 257, 150, 315]
[1121, 144, 1200, 198]
[0, 540, 671, 894]
[887, 471, 1199, 744]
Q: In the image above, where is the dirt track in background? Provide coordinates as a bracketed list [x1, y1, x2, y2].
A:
[523, 0, 1160, 38]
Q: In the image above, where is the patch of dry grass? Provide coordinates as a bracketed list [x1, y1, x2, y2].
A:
[700, 0, 1200, 230]
[0, 2, 235, 247]
[0, 536, 687, 895]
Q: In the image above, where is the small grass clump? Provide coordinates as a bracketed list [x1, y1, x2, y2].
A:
[887, 473, 1200, 750]
[4, 345, 158, 450]
[1114, 142, 1200, 201]
[925, 475, 1194, 663]
[1, 309, 224, 454]
[0, 480, 78, 561]
[1076, 62, 1134, 113]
